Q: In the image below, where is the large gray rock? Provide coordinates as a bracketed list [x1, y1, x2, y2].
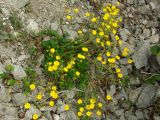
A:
[136, 84, 157, 108]
[24, 105, 41, 120]
[148, 34, 159, 43]
[26, 19, 39, 33]
[129, 87, 142, 103]
[5, 0, 29, 9]
[0, 83, 11, 102]
[132, 41, 151, 69]
[12, 65, 27, 80]
[119, 28, 131, 42]
[0, 103, 19, 120]
[12, 93, 29, 106]
[59, 110, 77, 120]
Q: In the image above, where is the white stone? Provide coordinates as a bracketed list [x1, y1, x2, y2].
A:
[12, 65, 27, 80]
[26, 19, 39, 33]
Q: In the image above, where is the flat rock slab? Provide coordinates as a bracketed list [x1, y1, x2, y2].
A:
[5, 0, 29, 9]
[136, 84, 157, 108]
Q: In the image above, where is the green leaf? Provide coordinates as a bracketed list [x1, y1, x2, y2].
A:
[150, 45, 160, 55]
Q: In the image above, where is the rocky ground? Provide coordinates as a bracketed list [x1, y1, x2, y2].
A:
[0, 0, 160, 120]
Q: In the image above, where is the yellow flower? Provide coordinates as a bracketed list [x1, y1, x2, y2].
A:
[36, 93, 42, 100]
[91, 17, 97, 22]
[92, 30, 97, 35]
[116, 68, 121, 73]
[89, 104, 95, 109]
[78, 112, 82, 117]
[77, 54, 85, 59]
[32, 114, 38, 120]
[106, 25, 110, 29]
[30, 84, 36, 90]
[113, 29, 117, 34]
[122, 51, 128, 56]
[49, 101, 54, 107]
[50, 91, 58, 99]
[56, 56, 60, 60]
[66, 15, 72, 20]
[101, 61, 106, 65]
[118, 73, 123, 78]
[82, 47, 88, 52]
[76, 71, 80, 76]
[78, 30, 83, 34]
[74, 8, 79, 13]
[124, 47, 129, 51]
[103, 13, 109, 20]
[86, 105, 91, 110]
[108, 58, 116, 63]
[97, 56, 102, 61]
[85, 12, 90, 17]
[116, 55, 120, 60]
[106, 41, 111, 46]
[52, 65, 58, 71]
[106, 95, 112, 100]
[63, 67, 68, 72]
[52, 86, 57, 91]
[128, 59, 133, 64]
[77, 99, 83, 104]
[79, 107, 84, 112]
[112, 22, 118, 27]
[86, 111, 92, 117]
[98, 102, 103, 108]
[96, 110, 102, 116]
[106, 52, 111, 57]
[118, 40, 122, 45]
[54, 61, 60, 66]
[103, 8, 107, 12]
[115, 35, 120, 40]
[96, 38, 100, 43]
[48, 62, 52, 65]
[67, 64, 72, 69]
[90, 98, 96, 104]
[99, 31, 104, 36]
[24, 103, 30, 109]
[64, 104, 70, 111]
[48, 66, 53, 72]
[50, 48, 55, 53]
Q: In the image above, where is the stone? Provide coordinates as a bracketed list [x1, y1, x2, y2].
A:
[157, 56, 160, 65]
[0, 83, 11, 102]
[0, 103, 19, 120]
[129, 77, 141, 85]
[26, 19, 39, 33]
[53, 114, 60, 120]
[12, 65, 27, 80]
[129, 87, 142, 103]
[136, 84, 157, 108]
[119, 28, 131, 42]
[50, 21, 59, 31]
[132, 41, 151, 69]
[24, 105, 41, 120]
[5, 0, 29, 9]
[137, 5, 151, 14]
[1, 8, 10, 17]
[12, 93, 29, 106]
[154, 115, 160, 120]
[135, 110, 144, 120]
[143, 29, 150, 38]
[59, 110, 77, 120]
[148, 34, 159, 43]
[149, 2, 156, 10]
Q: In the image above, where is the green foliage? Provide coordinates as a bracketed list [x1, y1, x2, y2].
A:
[150, 45, 160, 55]
[9, 12, 23, 30]
[5, 64, 14, 72]
[41, 29, 90, 90]
[146, 74, 160, 85]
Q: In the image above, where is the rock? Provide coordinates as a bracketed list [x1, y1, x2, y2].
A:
[137, 5, 151, 14]
[148, 34, 159, 43]
[0, 103, 19, 120]
[12, 93, 29, 106]
[129, 87, 142, 103]
[129, 77, 141, 85]
[0, 83, 11, 102]
[12, 65, 27, 80]
[39, 116, 48, 120]
[132, 41, 151, 69]
[119, 28, 131, 42]
[114, 109, 124, 117]
[59, 110, 77, 120]
[135, 110, 144, 120]
[154, 114, 160, 120]
[24, 105, 41, 120]
[50, 21, 59, 31]
[1, 8, 10, 17]
[157, 56, 160, 65]
[5, 0, 29, 9]
[156, 88, 160, 98]
[143, 29, 150, 38]
[149, 2, 156, 10]
[136, 84, 157, 108]
[26, 19, 39, 33]
[53, 114, 60, 120]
